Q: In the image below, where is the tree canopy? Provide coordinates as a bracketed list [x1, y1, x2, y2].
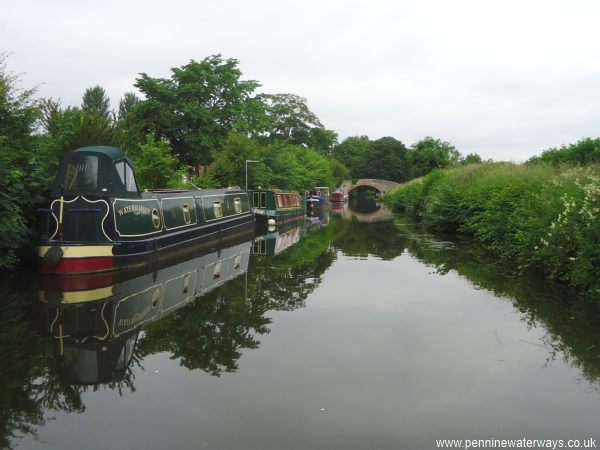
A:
[134, 54, 266, 171]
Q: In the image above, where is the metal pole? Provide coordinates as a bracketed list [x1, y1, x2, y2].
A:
[245, 160, 258, 191]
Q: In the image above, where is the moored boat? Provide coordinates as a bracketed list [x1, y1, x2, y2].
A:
[38, 146, 254, 274]
[330, 189, 347, 204]
[305, 186, 330, 211]
[250, 189, 305, 227]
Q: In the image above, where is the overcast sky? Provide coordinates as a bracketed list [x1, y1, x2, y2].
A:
[2, 0, 600, 161]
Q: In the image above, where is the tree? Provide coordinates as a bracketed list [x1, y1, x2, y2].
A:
[366, 136, 410, 182]
[307, 127, 338, 156]
[115, 92, 144, 155]
[127, 134, 178, 189]
[0, 53, 46, 268]
[260, 93, 322, 142]
[528, 138, 600, 166]
[206, 134, 270, 189]
[461, 153, 483, 165]
[81, 85, 111, 118]
[117, 92, 140, 121]
[332, 136, 371, 179]
[134, 55, 266, 172]
[408, 137, 460, 178]
[43, 106, 116, 153]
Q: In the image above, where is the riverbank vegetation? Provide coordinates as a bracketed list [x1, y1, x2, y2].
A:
[385, 140, 600, 300]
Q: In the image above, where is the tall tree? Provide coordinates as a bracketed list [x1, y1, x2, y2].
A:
[367, 136, 410, 182]
[332, 136, 371, 179]
[260, 93, 322, 142]
[134, 55, 265, 172]
[117, 92, 140, 122]
[408, 137, 461, 178]
[81, 85, 111, 118]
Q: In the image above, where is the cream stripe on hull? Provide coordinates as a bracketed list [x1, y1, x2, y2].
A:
[38, 245, 114, 258]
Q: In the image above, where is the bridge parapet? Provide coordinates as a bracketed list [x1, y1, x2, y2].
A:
[339, 179, 400, 195]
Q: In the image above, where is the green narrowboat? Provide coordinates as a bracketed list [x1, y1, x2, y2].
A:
[250, 189, 305, 227]
[38, 146, 254, 274]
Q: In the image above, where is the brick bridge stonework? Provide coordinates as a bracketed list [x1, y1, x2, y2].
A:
[338, 179, 401, 195]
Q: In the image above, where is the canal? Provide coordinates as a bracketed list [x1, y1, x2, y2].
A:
[1, 198, 600, 449]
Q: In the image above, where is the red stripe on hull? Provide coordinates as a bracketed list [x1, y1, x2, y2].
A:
[39, 273, 114, 290]
[39, 257, 114, 274]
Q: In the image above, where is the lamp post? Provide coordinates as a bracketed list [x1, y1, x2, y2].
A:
[245, 160, 258, 191]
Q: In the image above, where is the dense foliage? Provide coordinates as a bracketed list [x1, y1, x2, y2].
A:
[331, 135, 478, 182]
[0, 54, 49, 269]
[385, 162, 600, 300]
[528, 137, 600, 167]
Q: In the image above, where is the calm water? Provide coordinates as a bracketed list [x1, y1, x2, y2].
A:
[2, 200, 600, 450]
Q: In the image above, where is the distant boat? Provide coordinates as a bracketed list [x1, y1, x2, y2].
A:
[249, 189, 305, 227]
[305, 186, 330, 211]
[330, 189, 348, 204]
[38, 146, 254, 274]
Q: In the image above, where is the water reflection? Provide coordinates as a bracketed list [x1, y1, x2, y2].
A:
[38, 234, 253, 385]
[2, 203, 600, 448]
[392, 218, 600, 389]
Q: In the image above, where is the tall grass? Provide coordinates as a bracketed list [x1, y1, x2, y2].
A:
[385, 162, 600, 299]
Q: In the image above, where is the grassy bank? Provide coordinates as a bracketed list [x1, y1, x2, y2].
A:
[384, 162, 600, 299]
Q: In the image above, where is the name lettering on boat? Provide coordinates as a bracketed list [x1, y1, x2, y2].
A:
[117, 204, 151, 217]
[117, 304, 153, 328]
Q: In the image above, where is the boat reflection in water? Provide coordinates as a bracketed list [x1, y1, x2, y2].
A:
[253, 221, 303, 257]
[38, 232, 253, 385]
[306, 207, 329, 228]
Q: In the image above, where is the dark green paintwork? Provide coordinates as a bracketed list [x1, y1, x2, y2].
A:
[113, 198, 162, 237]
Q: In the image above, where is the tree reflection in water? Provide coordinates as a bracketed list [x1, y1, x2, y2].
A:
[2, 210, 600, 447]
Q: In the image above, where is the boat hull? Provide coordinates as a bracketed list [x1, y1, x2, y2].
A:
[39, 190, 254, 275]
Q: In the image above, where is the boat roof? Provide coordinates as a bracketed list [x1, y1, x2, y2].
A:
[74, 146, 126, 161]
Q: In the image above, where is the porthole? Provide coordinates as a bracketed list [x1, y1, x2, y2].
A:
[151, 208, 161, 229]
[151, 287, 161, 308]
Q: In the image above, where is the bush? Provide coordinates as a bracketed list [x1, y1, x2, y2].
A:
[385, 162, 600, 299]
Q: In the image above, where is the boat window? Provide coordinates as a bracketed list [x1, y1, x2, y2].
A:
[115, 161, 139, 192]
[234, 197, 242, 214]
[182, 274, 190, 295]
[65, 155, 98, 191]
[276, 194, 283, 208]
[253, 239, 266, 255]
[213, 262, 222, 280]
[260, 192, 267, 208]
[182, 203, 191, 224]
[253, 192, 260, 208]
[213, 201, 223, 218]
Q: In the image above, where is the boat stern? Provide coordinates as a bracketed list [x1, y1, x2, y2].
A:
[38, 244, 115, 274]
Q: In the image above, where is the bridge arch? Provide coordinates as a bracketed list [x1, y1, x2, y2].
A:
[338, 179, 401, 195]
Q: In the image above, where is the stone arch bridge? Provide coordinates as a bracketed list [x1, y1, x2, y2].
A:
[338, 179, 401, 195]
